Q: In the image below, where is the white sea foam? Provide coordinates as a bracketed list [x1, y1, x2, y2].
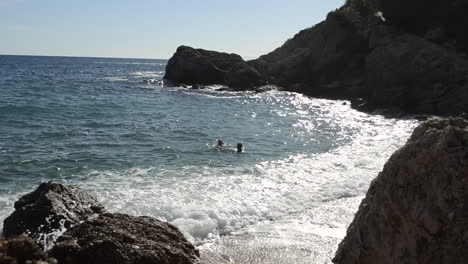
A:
[0, 91, 419, 263]
[67, 103, 417, 246]
[103, 76, 128, 82]
[129, 71, 164, 78]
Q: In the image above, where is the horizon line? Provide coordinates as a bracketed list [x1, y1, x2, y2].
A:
[0, 53, 169, 60]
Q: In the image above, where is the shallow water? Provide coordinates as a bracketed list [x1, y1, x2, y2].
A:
[0, 55, 419, 262]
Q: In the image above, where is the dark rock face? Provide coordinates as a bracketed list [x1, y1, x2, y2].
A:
[333, 117, 468, 264]
[376, 0, 468, 54]
[0, 235, 57, 264]
[164, 1, 468, 115]
[2, 182, 105, 248]
[366, 25, 468, 114]
[50, 213, 199, 264]
[252, 12, 369, 99]
[225, 63, 266, 90]
[164, 45, 245, 85]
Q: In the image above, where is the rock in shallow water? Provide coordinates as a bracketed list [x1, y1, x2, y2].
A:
[333, 117, 468, 264]
[2, 182, 106, 249]
[49, 213, 199, 264]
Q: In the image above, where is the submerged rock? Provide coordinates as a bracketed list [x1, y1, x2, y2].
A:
[2, 182, 105, 249]
[333, 117, 468, 264]
[50, 213, 199, 264]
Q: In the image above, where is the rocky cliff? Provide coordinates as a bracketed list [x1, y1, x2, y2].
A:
[333, 117, 468, 264]
[164, 0, 468, 115]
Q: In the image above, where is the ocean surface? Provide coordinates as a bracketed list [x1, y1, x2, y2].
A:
[0, 55, 419, 263]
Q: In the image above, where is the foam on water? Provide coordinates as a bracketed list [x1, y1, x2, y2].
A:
[41, 94, 417, 246]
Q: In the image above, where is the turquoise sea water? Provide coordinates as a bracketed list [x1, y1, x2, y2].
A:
[0, 55, 419, 263]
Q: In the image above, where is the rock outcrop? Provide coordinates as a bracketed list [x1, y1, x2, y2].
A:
[333, 117, 468, 264]
[164, 0, 468, 115]
[2, 182, 105, 249]
[0, 235, 57, 264]
[164, 45, 243, 85]
[3, 182, 200, 264]
[251, 12, 369, 99]
[49, 213, 199, 264]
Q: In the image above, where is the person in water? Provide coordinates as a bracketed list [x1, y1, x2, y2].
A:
[217, 139, 225, 147]
[236, 143, 243, 152]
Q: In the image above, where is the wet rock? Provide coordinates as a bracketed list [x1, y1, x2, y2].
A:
[50, 213, 199, 264]
[164, 45, 244, 85]
[366, 25, 468, 114]
[333, 117, 468, 264]
[2, 182, 105, 249]
[0, 235, 57, 264]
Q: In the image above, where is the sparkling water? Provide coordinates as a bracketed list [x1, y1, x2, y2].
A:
[0, 55, 419, 263]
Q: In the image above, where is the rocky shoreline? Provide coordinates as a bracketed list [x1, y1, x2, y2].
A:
[163, 0, 468, 116]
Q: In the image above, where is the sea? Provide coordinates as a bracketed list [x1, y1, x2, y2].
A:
[0, 55, 419, 263]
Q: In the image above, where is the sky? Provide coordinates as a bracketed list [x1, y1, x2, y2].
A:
[0, 0, 345, 59]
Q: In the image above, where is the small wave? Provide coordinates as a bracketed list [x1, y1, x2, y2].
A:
[130, 71, 164, 78]
[103, 77, 128, 82]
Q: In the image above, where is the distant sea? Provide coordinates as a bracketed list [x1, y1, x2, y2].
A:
[0, 55, 419, 263]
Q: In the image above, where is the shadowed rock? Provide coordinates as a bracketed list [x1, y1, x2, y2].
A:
[2, 182, 105, 249]
[333, 117, 468, 264]
[366, 25, 468, 114]
[164, 45, 245, 85]
[50, 213, 199, 264]
[0, 235, 57, 264]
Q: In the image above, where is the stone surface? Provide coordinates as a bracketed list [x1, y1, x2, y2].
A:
[164, 45, 244, 85]
[224, 63, 266, 90]
[251, 12, 369, 99]
[2, 182, 105, 249]
[50, 213, 199, 264]
[0, 235, 57, 264]
[366, 25, 468, 114]
[333, 117, 468, 264]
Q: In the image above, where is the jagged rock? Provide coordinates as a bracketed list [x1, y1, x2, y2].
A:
[366, 25, 468, 114]
[333, 117, 468, 264]
[50, 213, 199, 264]
[2, 182, 105, 249]
[0, 235, 57, 264]
[164, 45, 244, 85]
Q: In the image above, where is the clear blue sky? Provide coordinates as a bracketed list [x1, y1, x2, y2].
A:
[0, 0, 345, 59]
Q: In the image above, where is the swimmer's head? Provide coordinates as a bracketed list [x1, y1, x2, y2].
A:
[236, 143, 243, 152]
[217, 139, 224, 146]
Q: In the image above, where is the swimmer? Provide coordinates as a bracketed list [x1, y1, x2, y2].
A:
[217, 139, 225, 147]
[236, 143, 243, 153]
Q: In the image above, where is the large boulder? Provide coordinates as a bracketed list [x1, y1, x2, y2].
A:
[2, 182, 105, 249]
[366, 25, 468, 114]
[333, 117, 468, 264]
[164, 45, 245, 85]
[49, 213, 199, 264]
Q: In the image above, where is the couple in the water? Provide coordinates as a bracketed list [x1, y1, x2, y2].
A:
[217, 139, 243, 153]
